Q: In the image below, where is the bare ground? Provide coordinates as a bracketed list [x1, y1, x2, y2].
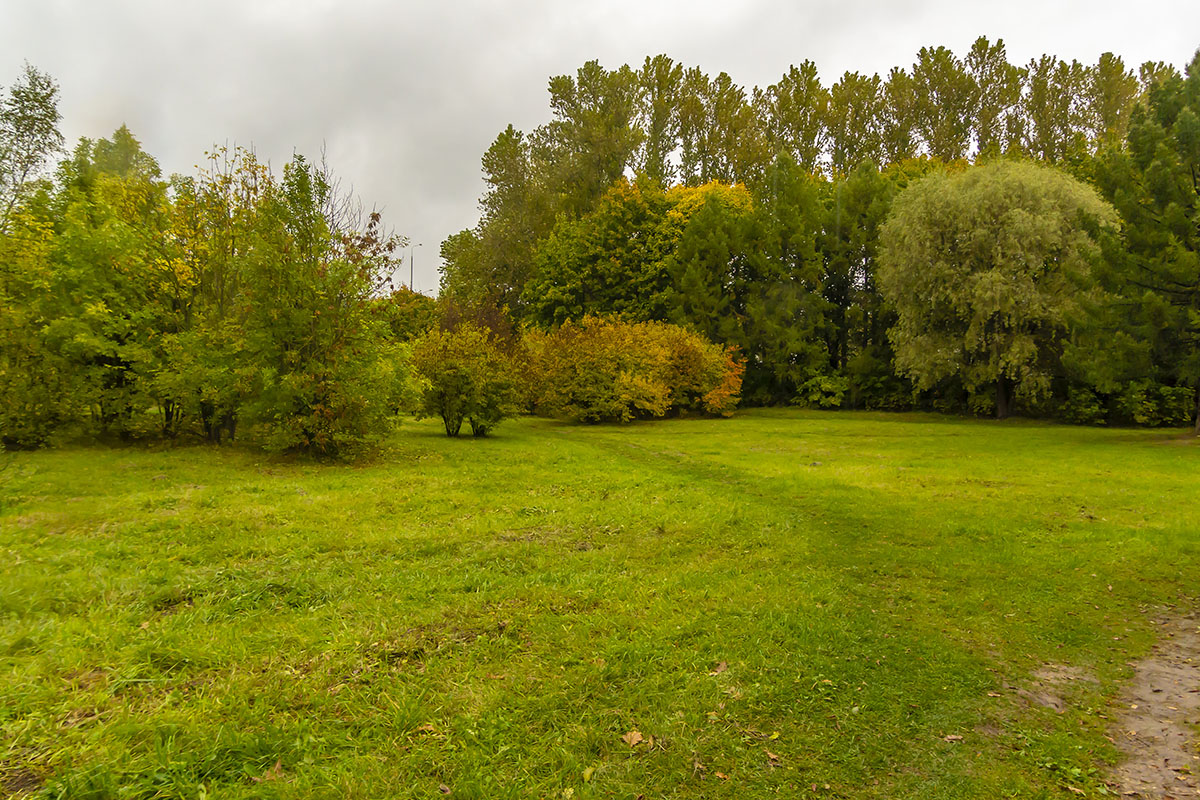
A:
[1109, 616, 1200, 798]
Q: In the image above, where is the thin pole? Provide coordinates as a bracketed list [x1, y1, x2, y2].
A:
[409, 243, 422, 291]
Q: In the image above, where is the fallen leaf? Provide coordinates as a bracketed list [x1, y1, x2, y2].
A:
[582, 766, 595, 782]
[251, 759, 283, 783]
[1067, 787, 1084, 795]
[622, 730, 644, 747]
[485, 673, 507, 680]
[139, 621, 150, 630]
[943, 735, 963, 742]
[987, 692, 1002, 697]
[438, 784, 451, 795]
[709, 661, 728, 676]
[766, 750, 781, 764]
[414, 723, 439, 735]
[715, 772, 729, 780]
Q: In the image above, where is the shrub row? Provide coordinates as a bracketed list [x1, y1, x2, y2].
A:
[412, 315, 744, 436]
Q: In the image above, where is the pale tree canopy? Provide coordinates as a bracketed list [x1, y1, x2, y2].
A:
[878, 159, 1118, 417]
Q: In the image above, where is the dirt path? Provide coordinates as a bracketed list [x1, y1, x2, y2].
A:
[1109, 616, 1200, 798]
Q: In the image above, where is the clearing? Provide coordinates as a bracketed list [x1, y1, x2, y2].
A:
[1, 410, 1198, 798]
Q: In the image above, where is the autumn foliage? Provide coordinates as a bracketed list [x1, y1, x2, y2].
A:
[412, 323, 520, 437]
[530, 315, 743, 423]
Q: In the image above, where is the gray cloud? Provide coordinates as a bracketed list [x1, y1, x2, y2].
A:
[3, 0, 1198, 293]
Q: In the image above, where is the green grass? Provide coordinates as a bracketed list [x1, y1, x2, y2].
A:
[1, 410, 1198, 799]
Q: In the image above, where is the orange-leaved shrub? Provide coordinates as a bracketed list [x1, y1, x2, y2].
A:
[533, 315, 743, 422]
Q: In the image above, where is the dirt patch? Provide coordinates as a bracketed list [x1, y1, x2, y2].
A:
[1109, 616, 1200, 798]
[1007, 663, 1096, 714]
[0, 761, 43, 797]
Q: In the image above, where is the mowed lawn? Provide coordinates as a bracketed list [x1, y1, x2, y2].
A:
[2, 411, 1198, 799]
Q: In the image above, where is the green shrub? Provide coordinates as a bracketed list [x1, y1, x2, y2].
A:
[0, 330, 77, 449]
[1059, 386, 1106, 425]
[1115, 381, 1195, 427]
[796, 374, 848, 409]
[412, 324, 519, 437]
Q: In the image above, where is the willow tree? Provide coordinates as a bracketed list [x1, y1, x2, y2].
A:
[878, 160, 1118, 418]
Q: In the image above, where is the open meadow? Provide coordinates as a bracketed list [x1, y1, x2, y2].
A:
[2, 410, 1198, 798]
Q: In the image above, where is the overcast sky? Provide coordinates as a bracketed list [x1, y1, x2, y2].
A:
[3, 0, 1198, 293]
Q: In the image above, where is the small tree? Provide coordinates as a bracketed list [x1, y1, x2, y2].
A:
[878, 160, 1118, 418]
[412, 324, 519, 437]
[0, 63, 64, 233]
[239, 156, 408, 454]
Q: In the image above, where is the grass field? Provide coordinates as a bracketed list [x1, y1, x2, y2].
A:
[2, 410, 1198, 799]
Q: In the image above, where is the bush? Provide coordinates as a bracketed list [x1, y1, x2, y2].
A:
[412, 324, 520, 437]
[1059, 386, 1106, 425]
[1115, 381, 1195, 427]
[534, 315, 743, 423]
[796, 374, 848, 409]
[0, 329, 76, 449]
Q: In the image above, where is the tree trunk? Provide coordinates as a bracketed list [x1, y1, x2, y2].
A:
[995, 376, 1013, 420]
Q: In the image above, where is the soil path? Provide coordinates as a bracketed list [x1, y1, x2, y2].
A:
[1110, 616, 1200, 798]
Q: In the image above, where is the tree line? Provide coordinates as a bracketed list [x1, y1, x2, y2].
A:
[441, 40, 1200, 431]
[2, 38, 1198, 452]
[0, 63, 746, 452]
[0, 61, 440, 452]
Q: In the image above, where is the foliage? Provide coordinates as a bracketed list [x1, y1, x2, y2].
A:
[1090, 50, 1200, 432]
[524, 172, 828, 406]
[45, 127, 175, 439]
[796, 374, 849, 409]
[0, 62, 63, 232]
[412, 323, 520, 437]
[448, 43, 1174, 424]
[0, 110, 414, 452]
[374, 287, 438, 342]
[534, 315, 743, 422]
[524, 179, 673, 325]
[879, 159, 1119, 418]
[237, 157, 407, 454]
[677, 167, 829, 404]
[1058, 386, 1106, 425]
[1114, 381, 1196, 427]
[0, 206, 76, 448]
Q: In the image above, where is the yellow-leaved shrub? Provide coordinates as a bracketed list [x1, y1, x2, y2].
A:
[532, 315, 743, 422]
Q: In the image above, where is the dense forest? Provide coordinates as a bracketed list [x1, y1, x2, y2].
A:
[1, 36, 1198, 454]
[441, 38, 1200, 429]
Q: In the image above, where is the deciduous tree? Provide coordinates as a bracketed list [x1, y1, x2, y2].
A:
[879, 160, 1118, 418]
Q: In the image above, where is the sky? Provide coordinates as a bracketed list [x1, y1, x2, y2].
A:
[2, 0, 1198, 293]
